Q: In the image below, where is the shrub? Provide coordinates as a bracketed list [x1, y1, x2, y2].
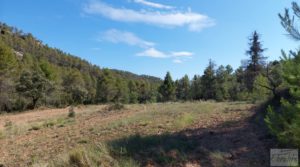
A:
[68, 106, 76, 118]
[265, 100, 300, 147]
[107, 103, 125, 111]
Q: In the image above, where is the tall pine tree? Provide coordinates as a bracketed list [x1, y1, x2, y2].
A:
[201, 60, 217, 100]
[244, 31, 267, 91]
[159, 72, 175, 102]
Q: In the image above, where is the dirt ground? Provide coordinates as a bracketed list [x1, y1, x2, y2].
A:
[0, 102, 274, 167]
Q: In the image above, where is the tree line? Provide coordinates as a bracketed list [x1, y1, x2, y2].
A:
[0, 21, 274, 112]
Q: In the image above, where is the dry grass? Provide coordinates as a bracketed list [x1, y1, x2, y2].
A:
[0, 101, 269, 167]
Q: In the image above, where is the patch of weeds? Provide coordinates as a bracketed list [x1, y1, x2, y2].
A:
[43, 120, 56, 128]
[68, 106, 76, 118]
[56, 117, 74, 128]
[29, 154, 39, 165]
[30, 124, 42, 131]
[4, 120, 13, 127]
[110, 133, 193, 166]
[139, 121, 149, 127]
[5, 125, 25, 136]
[117, 158, 140, 167]
[107, 103, 125, 111]
[209, 151, 227, 166]
[47, 143, 130, 167]
[78, 139, 89, 144]
[174, 113, 196, 129]
[0, 130, 5, 139]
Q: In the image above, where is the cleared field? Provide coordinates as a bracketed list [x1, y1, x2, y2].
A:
[0, 102, 271, 167]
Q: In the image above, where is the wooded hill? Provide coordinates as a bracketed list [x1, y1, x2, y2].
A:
[0, 22, 162, 111]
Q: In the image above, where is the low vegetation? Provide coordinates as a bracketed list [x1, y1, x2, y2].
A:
[0, 101, 269, 166]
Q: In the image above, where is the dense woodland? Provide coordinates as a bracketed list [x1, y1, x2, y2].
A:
[0, 2, 300, 148]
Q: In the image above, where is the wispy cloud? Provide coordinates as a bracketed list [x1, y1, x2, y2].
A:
[101, 29, 155, 48]
[100, 29, 194, 63]
[137, 48, 194, 63]
[132, 0, 174, 10]
[83, 1, 215, 31]
[171, 51, 194, 57]
[173, 59, 183, 64]
[137, 48, 168, 58]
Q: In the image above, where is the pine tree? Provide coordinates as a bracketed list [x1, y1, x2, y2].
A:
[265, 3, 300, 147]
[62, 70, 87, 104]
[95, 69, 117, 103]
[175, 75, 190, 101]
[159, 72, 175, 102]
[190, 75, 202, 100]
[128, 80, 139, 103]
[244, 31, 267, 91]
[201, 60, 217, 100]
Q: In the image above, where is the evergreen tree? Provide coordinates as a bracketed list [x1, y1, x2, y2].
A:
[201, 60, 217, 100]
[114, 78, 129, 103]
[190, 75, 202, 100]
[95, 69, 117, 103]
[244, 31, 267, 91]
[62, 70, 87, 104]
[175, 75, 190, 101]
[159, 72, 175, 102]
[138, 81, 153, 103]
[128, 80, 139, 103]
[265, 3, 300, 147]
[0, 40, 17, 111]
[215, 65, 231, 101]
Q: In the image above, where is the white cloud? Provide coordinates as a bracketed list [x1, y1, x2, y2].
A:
[83, 1, 215, 31]
[101, 29, 155, 48]
[133, 0, 174, 10]
[99, 28, 194, 63]
[173, 59, 183, 64]
[171, 51, 194, 57]
[137, 48, 168, 58]
[136, 48, 194, 63]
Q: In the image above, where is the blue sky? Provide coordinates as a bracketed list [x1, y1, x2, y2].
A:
[1, 0, 299, 79]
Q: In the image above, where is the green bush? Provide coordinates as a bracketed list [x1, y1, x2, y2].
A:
[265, 100, 300, 147]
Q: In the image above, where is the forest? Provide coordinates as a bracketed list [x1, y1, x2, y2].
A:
[0, 1, 300, 165]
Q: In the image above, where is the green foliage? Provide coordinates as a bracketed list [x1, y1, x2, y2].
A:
[252, 74, 271, 102]
[128, 81, 139, 103]
[215, 65, 234, 101]
[264, 3, 300, 148]
[62, 70, 88, 104]
[96, 70, 116, 103]
[0, 23, 162, 112]
[159, 72, 176, 102]
[244, 31, 267, 91]
[190, 75, 202, 100]
[16, 71, 50, 109]
[0, 39, 17, 73]
[265, 100, 300, 147]
[175, 75, 191, 101]
[201, 60, 217, 100]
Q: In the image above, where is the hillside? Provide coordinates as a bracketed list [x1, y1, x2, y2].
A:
[0, 22, 162, 112]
